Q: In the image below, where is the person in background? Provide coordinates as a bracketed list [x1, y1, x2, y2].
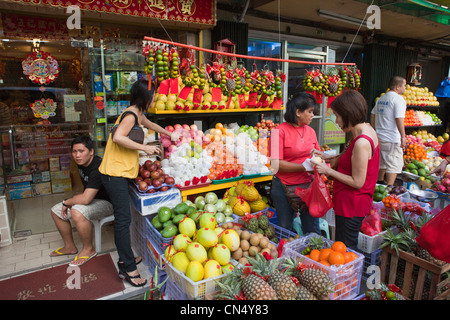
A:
[370, 76, 407, 187]
[270, 92, 321, 235]
[99, 79, 180, 287]
[312, 90, 380, 250]
[50, 136, 114, 267]
[430, 139, 450, 176]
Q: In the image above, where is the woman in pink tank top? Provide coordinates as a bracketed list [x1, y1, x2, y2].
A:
[312, 90, 380, 250]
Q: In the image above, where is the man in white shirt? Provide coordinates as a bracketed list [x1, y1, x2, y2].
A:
[370, 76, 407, 186]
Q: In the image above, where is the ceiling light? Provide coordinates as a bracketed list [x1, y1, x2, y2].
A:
[317, 10, 368, 27]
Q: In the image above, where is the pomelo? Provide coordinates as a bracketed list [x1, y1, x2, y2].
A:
[185, 261, 204, 282]
[171, 252, 190, 274]
[185, 242, 207, 263]
[220, 229, 240, 251]
[173, 234, 192, 252]
[211, 244, 231, 265]
[221, 263, 235, 273]
[178, 217, 196, 238]
[199, 212, 216, 229]
[203, 259, 222, 279]
[194, 227, 218, 249]
[164, 244, 177, 262]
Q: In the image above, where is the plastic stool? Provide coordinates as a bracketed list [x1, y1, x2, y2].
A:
[292, 217, 330, 239]
[319, 218, 330, 239]
[293, 216, 303, 236]
[92, 215, 114, 252]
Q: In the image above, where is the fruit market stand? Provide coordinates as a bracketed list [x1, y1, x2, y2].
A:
[129, 36, 450, 302]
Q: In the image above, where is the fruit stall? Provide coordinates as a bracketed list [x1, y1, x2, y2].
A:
[123, 37, 450, 302]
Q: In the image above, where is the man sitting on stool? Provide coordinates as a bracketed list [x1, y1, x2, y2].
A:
[50, 136, 114, 267]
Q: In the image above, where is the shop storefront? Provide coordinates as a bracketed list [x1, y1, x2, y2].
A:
[0, 0, 216, 242]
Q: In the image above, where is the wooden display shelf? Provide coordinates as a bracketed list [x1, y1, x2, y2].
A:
[148, 107, 284, 115]
[179, 175, 273, 201]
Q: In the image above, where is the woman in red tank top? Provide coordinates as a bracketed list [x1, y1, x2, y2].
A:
[312, 90, 380, 250]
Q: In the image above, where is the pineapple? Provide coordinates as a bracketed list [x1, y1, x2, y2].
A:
[296, 285, 317, 300]
[226, 77, 236, 93]
[283, 258, 334, 300]
[297, 268, 334, 300]
[241, 274, 278, 300]
[415, 247, 446, 266]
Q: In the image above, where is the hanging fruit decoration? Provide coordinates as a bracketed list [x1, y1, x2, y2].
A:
[339, 66, 361, 90]
[322, 68, 343, 97]
[22, 51, 59, 85]
[303, 69, 325, 93]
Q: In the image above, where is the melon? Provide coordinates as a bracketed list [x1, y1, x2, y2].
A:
[203, 259, 222, 279]
[164, 244, 177, 262]
[221, 263, 235, 273]
[194, 227, 218, 249]
[211, 244, 231, 265]
[249, 198, 267, 213]
[171, 252, 190, 274]
[185, 242, 207, 263]
[178, 217, 196, 238]
[173, 234, 192, 252]
[199, 212, 216, 229]
[185, 261, 204, 282]
[220, 229, 240, 251]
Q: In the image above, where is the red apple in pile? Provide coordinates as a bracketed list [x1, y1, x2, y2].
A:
[136, 161, 174, 192]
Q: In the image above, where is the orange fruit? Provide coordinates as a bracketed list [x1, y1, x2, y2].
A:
[343, 252, 358, 264]
[328, 251, 345, 265]
[319, 248, 333, 262]
[319, 260, 331, 267]
[215, 123, 223, 130]
[331, 241, 347, 254]
[309, 249, 320, 262]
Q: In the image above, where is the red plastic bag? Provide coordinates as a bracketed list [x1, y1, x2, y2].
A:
[360, 207, 382, 236]
[415, 205, 450, 263]
[295, 169, 333, 218]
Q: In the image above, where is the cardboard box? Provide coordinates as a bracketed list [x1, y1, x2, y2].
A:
[59, 156, 71, 171]
[6, 174, 32, 184]
[49, 157, 60, 172]
[7, 182, 32, 200]
[31, 182, 52, 196]
[32, 171, 51, 184]
[129, 185, 181, 216]
[51, 178, 72, 193]
[50, 170, 70, 180]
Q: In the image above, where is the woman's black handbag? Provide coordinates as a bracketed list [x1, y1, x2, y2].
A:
[110, 111, 144, 144]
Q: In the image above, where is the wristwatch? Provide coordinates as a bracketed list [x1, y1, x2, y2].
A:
[62, 199, 71, 208]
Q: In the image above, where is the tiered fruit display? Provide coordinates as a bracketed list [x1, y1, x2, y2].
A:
[404, 142, 427, 162]
[135, 160, 174, 193]
[143, 43, 286, 112]
[216, 253, 335, 300]
[303, 69, 325, 93]
[362, 283, 405, 300]
[402, 85, 439, 107]
[322, 68, 343, 97]
[404, 109, 422, 126]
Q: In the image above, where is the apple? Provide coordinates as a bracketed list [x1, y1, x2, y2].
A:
[165, 176, 175, 185]
[144, 178, 152, 186]
[151, 171, 161, 179]
[142, 170, 151, 179]
[146, 188, 156, 194]
[144, 160, 153, 168]
[160, 186, 169, 192]
[148, 164, 157, 172]
[135, 176, 143, 184]
[174, 124, 182, 130]
[156, 168, 164, 176]
[154, 160, 161, 168]
[138, 181, 148, 191]
[152, 179, 162, 188]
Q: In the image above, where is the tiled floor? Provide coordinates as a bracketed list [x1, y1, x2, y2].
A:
[0, 193, 152, 300]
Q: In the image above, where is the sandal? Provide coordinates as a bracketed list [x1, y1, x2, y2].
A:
[118, 270, 147, 287]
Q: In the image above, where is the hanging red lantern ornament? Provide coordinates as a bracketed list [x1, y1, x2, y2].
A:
[22, 51, 59, 85]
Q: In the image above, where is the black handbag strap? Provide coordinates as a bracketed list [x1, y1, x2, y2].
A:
[118, 110, 139, 126]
